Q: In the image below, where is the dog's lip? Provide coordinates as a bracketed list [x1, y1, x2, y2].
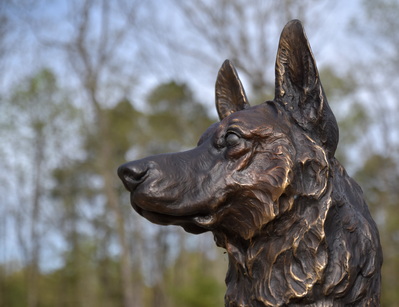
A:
[130, 192, 217, 220]
[131, 201, 215, 229]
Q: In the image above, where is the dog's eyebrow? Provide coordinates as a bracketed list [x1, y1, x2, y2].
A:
[227, 122, 253, 138]
[228, 120, 246, 130]
[228, 123, 243, 130]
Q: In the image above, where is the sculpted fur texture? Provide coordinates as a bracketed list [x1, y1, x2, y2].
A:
[118, 20, 382, 306]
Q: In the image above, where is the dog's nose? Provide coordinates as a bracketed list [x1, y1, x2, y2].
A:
[118, 162, 150, 191]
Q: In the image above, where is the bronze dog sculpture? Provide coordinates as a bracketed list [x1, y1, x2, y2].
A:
[118, 20, 382, 306]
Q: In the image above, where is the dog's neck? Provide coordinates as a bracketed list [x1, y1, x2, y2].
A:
[215, 191, 333, 306]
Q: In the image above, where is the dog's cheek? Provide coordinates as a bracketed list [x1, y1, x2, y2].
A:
[226, 143, 251, 160]
[303, 160, 328, 197]
[217, 198, 271, 240]
[294, 146, 328, 197]
[224, 150, 254, 176]
[254, 159, 292, 199]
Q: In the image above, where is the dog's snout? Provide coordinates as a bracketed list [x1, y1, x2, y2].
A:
[118, 162, 152, 191]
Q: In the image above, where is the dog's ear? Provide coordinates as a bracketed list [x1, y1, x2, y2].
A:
[275, 20, 338, 158]
[215, 60, 250, 120]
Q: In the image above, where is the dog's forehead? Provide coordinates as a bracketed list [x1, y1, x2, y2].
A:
[226, 103, 284, 129]
[228, 106, 265, 125]
[198, 103, 289, 145]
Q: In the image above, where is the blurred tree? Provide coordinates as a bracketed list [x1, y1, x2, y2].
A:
[49, 97, 145, 306]
[0, 267, 26, 307]
[135, 81, 215, 307]
[350, 1, 399, 304]
[19, 0, 222, 301]
[354, 154, 399, 305]
[146, 81, 214, 154]
[35, 1, 147, 305]
[1, 68, 78, 307]
[49, 80, 215, 307]
[166, 250, 225, 307]
[165, 0, 338, 101]
[4, 0, 397, 306]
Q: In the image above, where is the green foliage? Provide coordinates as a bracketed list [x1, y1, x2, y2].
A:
[147, 81, 192, 113]
[10, 69, 60, 134]
[354, 154, 399, 306]
[145, 81, 214, 154]
[172, 273, 224, 307]
[334, 102, 369, 165]
[0, 267, 26, 307]
[3, 68, 80, 164]
[320, 66, 357, 101]
[352, 2, 399, 304]
[166, 251, 225, 307]
[0, 257, 123, 307]
[171, 272, 224, 307]
[105, 99, 144, 159]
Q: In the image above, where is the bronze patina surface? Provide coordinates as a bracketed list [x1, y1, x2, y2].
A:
[118, 20, 382, 306]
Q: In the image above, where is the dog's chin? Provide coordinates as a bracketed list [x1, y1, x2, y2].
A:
[131, 202, 212, 235]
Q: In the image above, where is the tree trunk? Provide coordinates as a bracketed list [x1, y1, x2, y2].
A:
[93, 94, 136, 307]
[27, 131, 45, 307]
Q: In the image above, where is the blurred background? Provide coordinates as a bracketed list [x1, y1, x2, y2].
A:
[1, 0, 398, 306]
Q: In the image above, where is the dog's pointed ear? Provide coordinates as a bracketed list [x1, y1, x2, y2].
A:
[275, 20, 338, 157]
[215, 60, 250, 120]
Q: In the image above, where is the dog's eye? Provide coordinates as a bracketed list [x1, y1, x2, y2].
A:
[225, 132, 240, 146]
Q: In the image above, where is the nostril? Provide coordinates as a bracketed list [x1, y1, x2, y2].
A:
[117, 163, 150, 191]
[130, 166, 148, 181]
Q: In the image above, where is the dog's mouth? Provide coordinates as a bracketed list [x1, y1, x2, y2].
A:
[131, 201, 215, 234]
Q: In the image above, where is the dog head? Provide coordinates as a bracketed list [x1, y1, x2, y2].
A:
[118, 19, 338, 242]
